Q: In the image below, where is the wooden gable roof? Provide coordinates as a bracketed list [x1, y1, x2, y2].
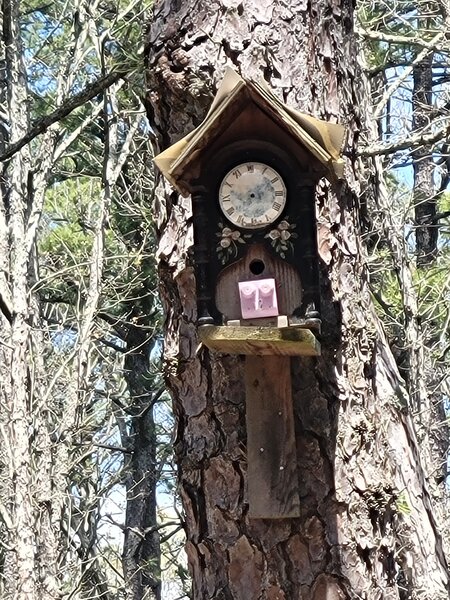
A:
[154, 68, 347, 196]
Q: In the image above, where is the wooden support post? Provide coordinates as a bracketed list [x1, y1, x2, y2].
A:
[245, 355, 300, 519]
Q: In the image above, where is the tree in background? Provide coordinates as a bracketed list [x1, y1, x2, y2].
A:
[0, 1, 185, 598]
[2, 0, 450, 599]
[145, 0, 449, 598]
[358, 0, 450, 522]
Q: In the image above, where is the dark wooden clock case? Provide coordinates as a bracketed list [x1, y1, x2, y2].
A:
[191, 139, 322, 326]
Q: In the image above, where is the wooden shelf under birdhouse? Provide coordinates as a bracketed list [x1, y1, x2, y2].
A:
[198, 324, 321, 356]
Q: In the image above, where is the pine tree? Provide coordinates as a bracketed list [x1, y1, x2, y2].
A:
[145, 1, 449, 598]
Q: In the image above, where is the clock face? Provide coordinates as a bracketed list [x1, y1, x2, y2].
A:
[218, 162, 287, 229]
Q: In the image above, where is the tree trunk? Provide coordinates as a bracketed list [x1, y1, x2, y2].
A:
[412, 54, 436, 267]
[2, 1, 37, 596]
[122, 327, 161, 600]
[145, 1, 449, 598]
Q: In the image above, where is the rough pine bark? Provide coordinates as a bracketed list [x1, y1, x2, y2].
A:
[145, 1, 449, 598]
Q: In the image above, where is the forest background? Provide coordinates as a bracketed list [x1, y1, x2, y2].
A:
[1, 0, 450, 599]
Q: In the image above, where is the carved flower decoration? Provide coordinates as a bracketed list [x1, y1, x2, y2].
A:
[216, 224, 250, 264]
[265, 218, 297, 258]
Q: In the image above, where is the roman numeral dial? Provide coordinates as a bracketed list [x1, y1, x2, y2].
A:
[218, 162, 287, 229]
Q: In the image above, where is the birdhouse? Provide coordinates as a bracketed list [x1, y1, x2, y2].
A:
[154, 69, 346, 518]
[154, 68, 346, 356]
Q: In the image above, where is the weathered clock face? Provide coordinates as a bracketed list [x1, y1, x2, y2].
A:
[218, 162, 287, 229]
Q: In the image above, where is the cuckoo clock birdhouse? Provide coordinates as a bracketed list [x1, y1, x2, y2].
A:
[154, 69, 346, 519]
[154, 68, 346, 356]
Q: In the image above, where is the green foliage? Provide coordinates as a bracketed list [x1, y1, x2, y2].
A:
[38, 173, 158, 321]
[371, 245, 450, 351]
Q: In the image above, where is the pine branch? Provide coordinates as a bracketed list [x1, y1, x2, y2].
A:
[357, 26, 446, 51]
[0, 70, 126, 163]
[359, 121, 450, 157]
[74, 441, 132, 454]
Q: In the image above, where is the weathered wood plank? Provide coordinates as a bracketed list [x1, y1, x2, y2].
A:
[245, 356, 300, 518]
[199, 324, 320, 356]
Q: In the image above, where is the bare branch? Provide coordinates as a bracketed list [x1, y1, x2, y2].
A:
[372, 31, 444, 121]
[0, 292, 12, 323]
[0, 70, 126, 163]
[357, 25, 449, 52]
[358, 120, 450, 157]
[74, 441, 132, 454]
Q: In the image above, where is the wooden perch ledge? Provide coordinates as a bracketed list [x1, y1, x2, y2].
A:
[198, 324, 321, 356]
